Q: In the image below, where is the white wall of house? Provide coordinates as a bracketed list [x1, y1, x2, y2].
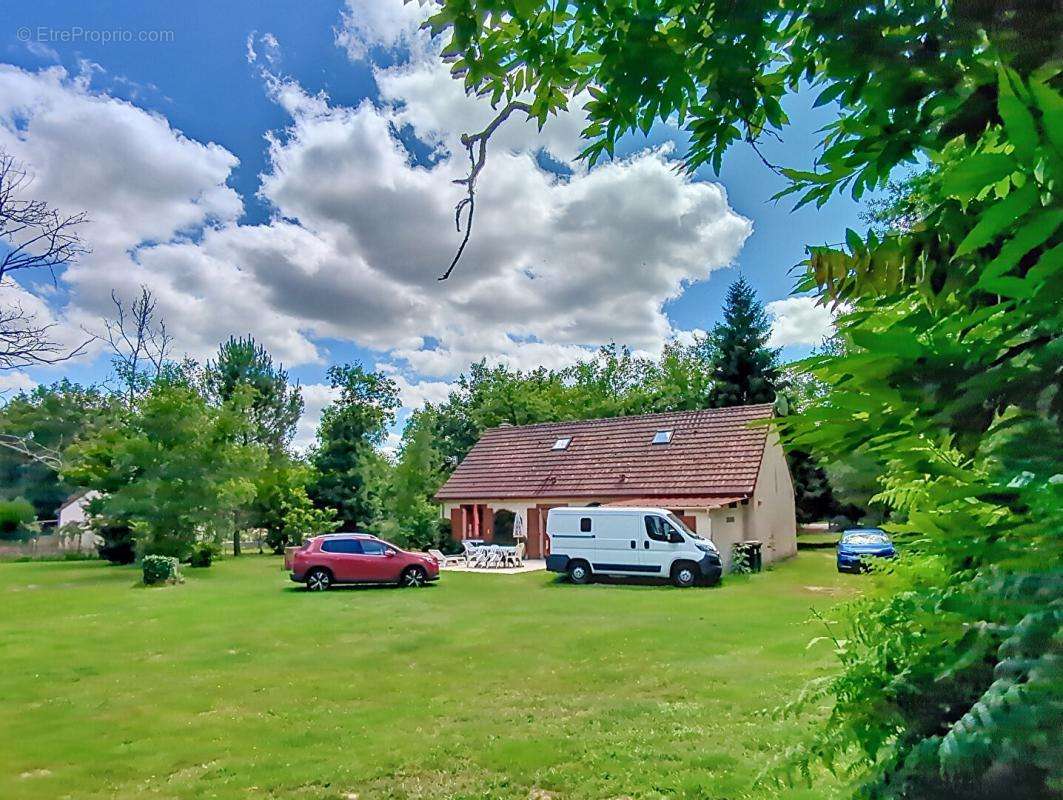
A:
[746, 430, 798, 564]
[57, 491, 101, 551]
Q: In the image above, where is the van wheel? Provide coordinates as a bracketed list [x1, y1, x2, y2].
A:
[568, 560, 592, 585]
[672, 562, 697, 588]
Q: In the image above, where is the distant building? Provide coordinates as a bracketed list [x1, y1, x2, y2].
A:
[434, 404, 797, 570]
[56, 490, 102, 551]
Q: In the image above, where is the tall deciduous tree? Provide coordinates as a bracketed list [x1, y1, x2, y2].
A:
[431, 1, 1062, 795]
[706, 277, 780, 408]
[64, 376, 265, 561]
[310, 365, 399, 530]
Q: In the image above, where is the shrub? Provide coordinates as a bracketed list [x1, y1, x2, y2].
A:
[730, 543, 752, 575]
[142, 555, 180, 585]
[94, 519, 136, 564]
[0, 498, 37, 540]
[187, 540, 220, 568]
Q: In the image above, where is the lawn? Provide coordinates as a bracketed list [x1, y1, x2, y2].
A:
[0, 551, 859, 800]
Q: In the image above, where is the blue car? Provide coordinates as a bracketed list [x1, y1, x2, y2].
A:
[836, 528, 896, 573]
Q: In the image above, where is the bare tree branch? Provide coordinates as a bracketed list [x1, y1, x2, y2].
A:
[0, 293, 89, 370]
[0, 433, 63, 471]
[0, 148, 90, 370]
[440, 100, 533, 281]
[93, 285, 172, 407]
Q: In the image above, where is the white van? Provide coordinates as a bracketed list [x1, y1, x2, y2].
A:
[545, 507, 723, 587]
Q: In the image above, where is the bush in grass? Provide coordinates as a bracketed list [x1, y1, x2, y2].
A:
[142, 555, 180, 585]
[0, 498, 37, 540]
[188, 540, 220, 568]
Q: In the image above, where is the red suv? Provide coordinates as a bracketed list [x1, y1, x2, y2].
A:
[290, 533, 439, 591]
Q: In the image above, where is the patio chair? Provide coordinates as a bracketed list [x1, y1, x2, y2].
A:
[482, 546, 504, 569]
[461, 540, 483, 567]
[505, 541, 525, 568]
[428, 549, 462, 568]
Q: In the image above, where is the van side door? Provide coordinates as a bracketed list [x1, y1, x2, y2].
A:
[641, 514, 685, 575]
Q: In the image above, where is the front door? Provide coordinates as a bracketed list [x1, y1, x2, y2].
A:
[641, 514, 686, 576]
[319, 537, 362, 581]
[356, 538, 400, 582]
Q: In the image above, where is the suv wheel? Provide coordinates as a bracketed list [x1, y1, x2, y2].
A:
[568, 560, 592, 584]
[401, 566, 427, 587]
[672, 562, 697, 588]
[306, 567, 331, 592]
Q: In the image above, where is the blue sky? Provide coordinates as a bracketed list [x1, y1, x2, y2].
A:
[0, 1, 876, 446]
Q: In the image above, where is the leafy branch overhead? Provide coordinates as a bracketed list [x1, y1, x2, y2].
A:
[430, 0, 1063, 796]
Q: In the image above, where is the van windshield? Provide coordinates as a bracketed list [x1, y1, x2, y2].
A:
[665, 513, 701, 540]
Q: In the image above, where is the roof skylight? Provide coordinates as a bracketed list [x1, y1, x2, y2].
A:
[552, 437, 572, 450]
[652, 429, 674, 444]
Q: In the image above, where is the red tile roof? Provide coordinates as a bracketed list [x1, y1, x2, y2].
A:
[603, 496, 746, 509]
[434, 404, 773, 501]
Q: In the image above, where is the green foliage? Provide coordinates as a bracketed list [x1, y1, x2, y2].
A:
[434, 1, 1062, 795]
[0, 497, 37, 540]
[0, 381, 118, 518]
[65, 378, 266, 561]
[187, 540, 221, 568]
[309, 364, 400, 530]
[426, 340, 716, 468]
[141, 555, 180, 585]
[204, 335, 303, 454]
[376, 414, 449, 551]
[93, 517, 135, 565]
[706, 277, 781, 408]
[255, 459, 339, 553]
[729, 543, 752, 575]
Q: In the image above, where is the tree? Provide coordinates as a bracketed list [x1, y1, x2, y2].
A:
[0, 149, 89, 371]
[706, 277, 780, 408]
[0, 497, 36, 540]
[204, 335, 303, 455]
[431, 2, 1062, 796]
[0, 381, 118, 518]
[97, 287, 172, 408]
[378, 413, 447, 551]
[309, 365, 400, 530]
[254, 459, 338, 553]
[65, 377, 265, 561]
[204, 335, 304, 555]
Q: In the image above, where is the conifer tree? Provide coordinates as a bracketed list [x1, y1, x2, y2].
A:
[707, 277, 780, 407]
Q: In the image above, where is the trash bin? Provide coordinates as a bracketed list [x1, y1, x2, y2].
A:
[744, 540, 763, 573]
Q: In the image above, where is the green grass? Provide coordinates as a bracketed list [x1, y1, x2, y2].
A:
[0, 552, 858, 799]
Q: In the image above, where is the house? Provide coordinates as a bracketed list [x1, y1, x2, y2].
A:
[434, 404, 797, 570]
[56, 490, 102, 551]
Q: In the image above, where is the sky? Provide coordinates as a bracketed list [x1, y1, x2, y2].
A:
[0, 1, 874, 450]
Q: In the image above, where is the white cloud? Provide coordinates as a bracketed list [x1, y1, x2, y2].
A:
[335, 0, 436, 62]
[766, 296, 834, 347]
[388, 372, 455, 408]
[0, 370, 37, 394]
[291, 382, 340, 452]
[0, 29, 751, 446]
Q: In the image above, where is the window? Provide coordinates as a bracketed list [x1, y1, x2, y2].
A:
[552, 437, 572, 450]
[652, 429, 673, 444]
[645, 515, 681, 543]
[321, 538, 362, 554]
[360, 539, 387, 556]
[580, 517, 592, 533]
